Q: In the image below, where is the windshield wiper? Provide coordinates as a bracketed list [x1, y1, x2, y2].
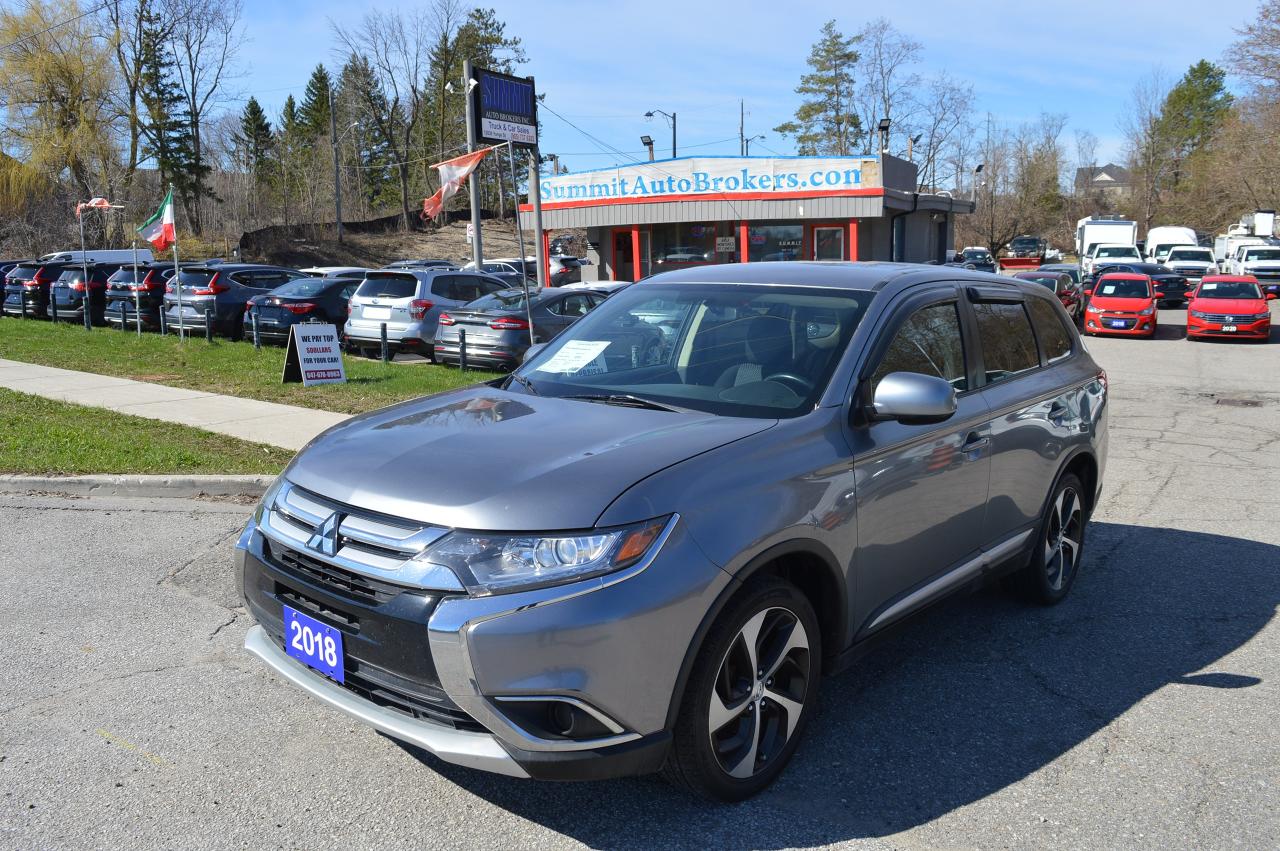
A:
[506, 373, 539, 395]
[563, 393, 685, 412]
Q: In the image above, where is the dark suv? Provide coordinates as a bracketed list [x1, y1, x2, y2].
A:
[3, 261, 67, 318]
[238, 262, 1107, 800]
[105, 262, 177, 329]
[162, 264, 308, 338]
[49, 263, 123, 325]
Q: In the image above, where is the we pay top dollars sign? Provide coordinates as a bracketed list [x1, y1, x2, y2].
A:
[282, 324, 347, 386]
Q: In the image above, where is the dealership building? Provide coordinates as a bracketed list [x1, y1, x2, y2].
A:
[518, 154, 973, 281]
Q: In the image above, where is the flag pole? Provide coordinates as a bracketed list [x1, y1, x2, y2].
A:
[132, 238, 141, 337]
[78, 206, 91, 331]
[170, 184, 183, 342]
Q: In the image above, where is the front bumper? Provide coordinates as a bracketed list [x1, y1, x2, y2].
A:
[1187, 316, 1270, 339]
[434, 339, 520, 367]
[1085, 313, 1156, 336]
[236, 509, 727, 781]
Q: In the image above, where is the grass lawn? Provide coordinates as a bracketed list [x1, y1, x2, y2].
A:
[0, 388, 294, 475]
[0, 319, 497, 414]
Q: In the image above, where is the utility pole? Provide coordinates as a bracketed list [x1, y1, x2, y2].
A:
[739, 99, 744, 156]
[550, 154, 560, 175]
[530, 151, 546, 288]
[463, 59, 484, 266]
[329, 86, 344, 243]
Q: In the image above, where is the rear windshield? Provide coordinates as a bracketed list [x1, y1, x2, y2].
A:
[9, 265, 42, 279]
[356, 273, 417, 299]
[556, 258, 582, 268]
[1096, 278, 1151, 298]
[465, 289, 536, 310]
[271, 279, 335, 298]
[108, 267, 153, 284]
[1198, 281, 1262, 299]
[1017, 275, 1061, 290]
[177, 271, 216, 286]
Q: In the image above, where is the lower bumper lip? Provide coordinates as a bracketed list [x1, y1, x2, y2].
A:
[243, 624, 530, 778]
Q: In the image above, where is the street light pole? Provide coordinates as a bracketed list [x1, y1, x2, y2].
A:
[645, 109, 677, 158]
[329, 86, 344, 243]
[463, 60, 484, 268]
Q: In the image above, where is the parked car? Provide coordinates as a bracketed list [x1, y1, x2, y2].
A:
[1088, 262, 1190, 306]
[245, 276, 364, 344]
[1013, 270, 1082, 323]
[344, 269, 507, 359]
[1082, 243, 1141, 277]
[385, 259, 458, 271]
[1163, 246, 1218, 284]
[2, 261, 67, 318]
[39, 248, 155, 265]
[945, 247, 996, 273]
[1186, 275, 1274, 342]
[162, 264, 309, 338]
[300, 266, 371, 279]
[549, 255, 583, 286]
[237, 261, 1107, 800]
[1229, 244, 1280, 296]
[1083, 272, 1162, 337]
[434, 287, 607, 369]
[49, 262, 122, 325]
[105, 262, 176, 330]
[1037, 263, 1084, 286]
[462, 261, 536, 291]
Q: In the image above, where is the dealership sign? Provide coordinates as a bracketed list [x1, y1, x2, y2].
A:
[537, 156, 880, 204]
[473, 67, 537, 148]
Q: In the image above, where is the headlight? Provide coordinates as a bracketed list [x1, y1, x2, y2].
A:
[254, 475, 287, 524]
[419, 516, 670, 595]
[1086, 304, 1104, 314]
[1138, 306, 1154, 316]
[1252, 312, 1271, 321]
[1190, 310, 1208, 319]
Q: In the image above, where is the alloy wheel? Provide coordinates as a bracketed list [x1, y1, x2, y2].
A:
[1044, 486, 1083, 591]
[708, 607, 811, 779]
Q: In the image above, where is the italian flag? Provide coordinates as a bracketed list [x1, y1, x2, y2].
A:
[137, 189, 176, 252]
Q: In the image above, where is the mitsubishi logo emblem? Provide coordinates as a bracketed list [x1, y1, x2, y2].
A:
[307, 512, 343, 557]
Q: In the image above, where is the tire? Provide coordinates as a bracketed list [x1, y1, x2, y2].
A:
[1009, 473, 1087, 605]
[663, 576, 820, 802]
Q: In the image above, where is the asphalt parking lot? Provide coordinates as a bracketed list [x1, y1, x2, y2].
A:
[2, 307, 1278, 850]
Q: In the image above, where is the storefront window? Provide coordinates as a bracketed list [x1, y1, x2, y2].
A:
[748, 223, 803, 262]
[651, 223, 720, 269]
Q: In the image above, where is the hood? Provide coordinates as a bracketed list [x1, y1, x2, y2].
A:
[285, 385, 777, 531]
[1242, 261, 1280, 270]
[1190, 297, 1267, 314]
[1090, 295, 1152, 309]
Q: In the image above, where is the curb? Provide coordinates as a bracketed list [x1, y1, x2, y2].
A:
[0, 474, 274, 499]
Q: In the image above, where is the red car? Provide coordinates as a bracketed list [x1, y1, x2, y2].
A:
[1013, 269, 1082, 323]
[1186, 275, 1275, 342]
[1083, 273, 1163, 337]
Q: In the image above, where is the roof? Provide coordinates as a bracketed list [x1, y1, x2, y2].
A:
[1095, 272, 1149, 280]
[1075, 163, 1133, 186]
[640, 260, 1040, 295]
[1201, 274, 1259, 282]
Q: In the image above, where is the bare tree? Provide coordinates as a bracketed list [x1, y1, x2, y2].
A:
[168, 0, 242, 233]
[1122, 70, 1171, 230]
[914, 72, 973, 190]
[332, 5, 441, 229]
[1227, 0, 1280, 95]
[853, 18, 922, 154]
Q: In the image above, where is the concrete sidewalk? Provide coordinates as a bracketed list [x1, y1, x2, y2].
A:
[0, 359, 349, 450]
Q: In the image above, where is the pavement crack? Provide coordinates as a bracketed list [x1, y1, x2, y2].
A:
[208, 610, 241, 640]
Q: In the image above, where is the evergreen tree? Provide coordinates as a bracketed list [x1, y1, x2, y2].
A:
[239, 97, 274, 179]
[281, 95, 303, 139]
[1157, 61, 1233, 171]
[774, 21, 862, 155]
[336, 55, 397, 214]
[299, 64, 333, 138]
[137, 10, 208, 210]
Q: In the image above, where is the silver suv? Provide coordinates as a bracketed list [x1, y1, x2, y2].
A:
[344, 270, 506, 359]
[237, 262, 1108, 801]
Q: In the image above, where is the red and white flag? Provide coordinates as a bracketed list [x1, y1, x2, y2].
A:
[76, 197, 113, 217]
[422, 147, 496, 220]
[137, 189, 176, 252]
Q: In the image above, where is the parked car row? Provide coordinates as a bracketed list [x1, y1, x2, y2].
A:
[1082, 273, 1274, 341]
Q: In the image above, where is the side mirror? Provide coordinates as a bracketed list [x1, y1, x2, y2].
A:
[1153, 291, 1166, 299]
[1083, 288, 1093, 297]
[1267, 293, 1277, 301]
[523, 342, 546, 362]
[871, 372, 957, 424]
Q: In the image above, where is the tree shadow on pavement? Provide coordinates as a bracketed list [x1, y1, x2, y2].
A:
[395, 522, 1278, 849]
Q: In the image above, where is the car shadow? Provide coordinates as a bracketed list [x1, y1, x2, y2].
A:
[390, 522, 1278, 848]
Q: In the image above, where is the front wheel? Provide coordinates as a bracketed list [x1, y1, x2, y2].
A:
[663, 576, 820, 802]
[1009, 473, 1087, 605]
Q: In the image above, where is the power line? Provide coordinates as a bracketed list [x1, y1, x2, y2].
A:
[0, 0, 111, 53]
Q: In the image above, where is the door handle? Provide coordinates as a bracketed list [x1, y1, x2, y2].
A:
[961, 432, 989, 454]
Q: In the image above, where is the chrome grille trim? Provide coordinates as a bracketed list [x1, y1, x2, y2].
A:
[260, 481, 465, 593]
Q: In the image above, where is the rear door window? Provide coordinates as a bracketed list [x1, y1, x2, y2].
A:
[1026, 298, 1073, 362]
[870, 302, 969, 392]
[359, 273, 419, 299]
[973, 302, 1041, 384]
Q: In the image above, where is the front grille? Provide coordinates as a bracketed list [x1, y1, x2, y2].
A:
[1171, 267, 1207, 276]
[341, 667, 484, 731]
[1197, 313, 1256, 323]
[265, 539, 403, 604]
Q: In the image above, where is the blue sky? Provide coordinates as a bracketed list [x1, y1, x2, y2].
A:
[237, 0, 1261, 174]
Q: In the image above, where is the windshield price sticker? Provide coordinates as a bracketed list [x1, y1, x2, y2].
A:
[1203, 282, 1218, 290]
[1101, 285, 1116, 295]
[536, 340, 610, 374]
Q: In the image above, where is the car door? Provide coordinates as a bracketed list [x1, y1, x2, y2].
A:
[848, 286, 992, 638]
[970, 290, 1082, 548]
[541, 291, 593, 340]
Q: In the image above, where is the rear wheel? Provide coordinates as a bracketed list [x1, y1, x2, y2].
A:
[663, 576, 819, 802]
[1009, 473, 1087, 605]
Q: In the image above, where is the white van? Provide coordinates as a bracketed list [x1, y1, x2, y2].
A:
[40, 249, 156, 264]
[1143, 226, 1197, 263]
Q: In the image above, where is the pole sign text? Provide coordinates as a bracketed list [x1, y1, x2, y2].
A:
[473, 67, 537, 148]
[537, 156, 880, 204]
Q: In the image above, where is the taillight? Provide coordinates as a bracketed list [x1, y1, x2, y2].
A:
[23, 279, 40, 288]
[165, 283, 174, 294]
[282, 302, 316, 314]
[489, 316, 529, 330]
[437, 312, 455, 326]
[70, 281, 87, 292]
[244, 300, 254, 312]
[190, 273, 227, 296]
[347, 302, 354, 316]
[409, 298, 433, 320]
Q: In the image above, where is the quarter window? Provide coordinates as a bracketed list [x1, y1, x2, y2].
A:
[1026, 298, 1073, 362]
[973, 302, 1040, 383]
[871, 302, 968, 392]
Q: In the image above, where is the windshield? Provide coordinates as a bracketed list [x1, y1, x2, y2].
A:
[1198, 281, 1262, 299]
[1168, 249, 1213, 263]
[1096, 246, 1137, 258]
[1010, 238, 1040, 250]
[271, 279, 334, 298]
[962, 249, 991, 261]
[1095, 278, 1151, 298]
[1018, 274, 1062, 291]
[513, 283, 870, 418]
[1243, 249, 1280, 261]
